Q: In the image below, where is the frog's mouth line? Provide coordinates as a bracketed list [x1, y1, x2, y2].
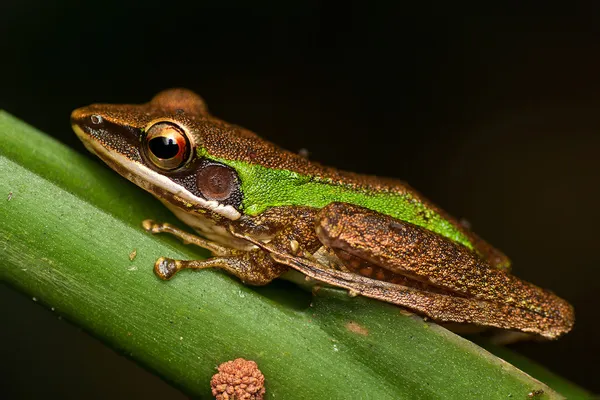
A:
[73, 124, 242, 220]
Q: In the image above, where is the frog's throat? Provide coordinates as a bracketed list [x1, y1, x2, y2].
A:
[73, 124, 242, 220]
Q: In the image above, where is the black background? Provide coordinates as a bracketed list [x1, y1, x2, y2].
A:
[1, 1, 599, 397]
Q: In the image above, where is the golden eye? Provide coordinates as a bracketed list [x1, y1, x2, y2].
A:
[144, 122, 190, 170]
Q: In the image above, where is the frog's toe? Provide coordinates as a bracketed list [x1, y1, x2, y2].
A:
[154, 257, 180, 280]
[142, 219, 158, 232]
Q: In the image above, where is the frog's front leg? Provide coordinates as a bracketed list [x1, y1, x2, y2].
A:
[142, 220, 287, 285]
[143, 220, 234, 257]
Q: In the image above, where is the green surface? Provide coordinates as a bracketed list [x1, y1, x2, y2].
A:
[0, 111, 592, 399]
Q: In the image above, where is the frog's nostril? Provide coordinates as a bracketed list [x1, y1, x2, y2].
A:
[90, 115, 103, 125]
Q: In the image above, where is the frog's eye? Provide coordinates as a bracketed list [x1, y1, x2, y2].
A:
[196, 163, 239, 201]
[144, 122, 191, 170]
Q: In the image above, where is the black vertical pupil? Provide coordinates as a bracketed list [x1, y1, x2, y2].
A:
[149, 137, 179, 159]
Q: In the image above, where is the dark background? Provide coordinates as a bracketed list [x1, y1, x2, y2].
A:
[1, 1, 599, 397]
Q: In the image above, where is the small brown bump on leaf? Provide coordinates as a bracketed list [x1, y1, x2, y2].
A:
[129, 248, 137, 261]
[211, 358, 266, 400]
[528, 389, 544, 398]
[345, 321, 369, 336]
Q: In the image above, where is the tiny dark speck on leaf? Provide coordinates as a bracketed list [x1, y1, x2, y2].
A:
[528, 389, 544, 398]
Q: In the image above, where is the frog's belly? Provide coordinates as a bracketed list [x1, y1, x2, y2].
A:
[162, 201, 257, 251]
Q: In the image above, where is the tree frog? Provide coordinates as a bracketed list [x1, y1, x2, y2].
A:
[71, 89, 574, 339]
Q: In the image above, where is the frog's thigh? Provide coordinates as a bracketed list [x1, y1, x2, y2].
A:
[310, 202, 561, 338]
[315, 202, 439, 270]
[315, 202, 481, 287]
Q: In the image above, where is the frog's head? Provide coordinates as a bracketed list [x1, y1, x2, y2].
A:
[71, 88, 243, 220]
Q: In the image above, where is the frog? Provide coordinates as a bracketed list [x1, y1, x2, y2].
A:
[71, 88, 574, 339]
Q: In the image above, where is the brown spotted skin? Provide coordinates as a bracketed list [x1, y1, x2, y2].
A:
[71, 88, 509, 270]
[334, 249, 459, 296]
[314, 203, 574, 339]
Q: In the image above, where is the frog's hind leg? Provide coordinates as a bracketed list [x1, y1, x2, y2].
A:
[228, 215, 571, 340]
[313, 202, 573, 339]
[268, 250, 565, 339]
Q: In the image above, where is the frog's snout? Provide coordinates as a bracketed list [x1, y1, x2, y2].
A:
[71, 107, 101, 132]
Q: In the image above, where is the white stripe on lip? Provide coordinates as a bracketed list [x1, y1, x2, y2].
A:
[73, 124, 242, 220]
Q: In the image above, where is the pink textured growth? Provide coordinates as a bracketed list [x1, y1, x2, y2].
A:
[210, 358, 266, 400]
